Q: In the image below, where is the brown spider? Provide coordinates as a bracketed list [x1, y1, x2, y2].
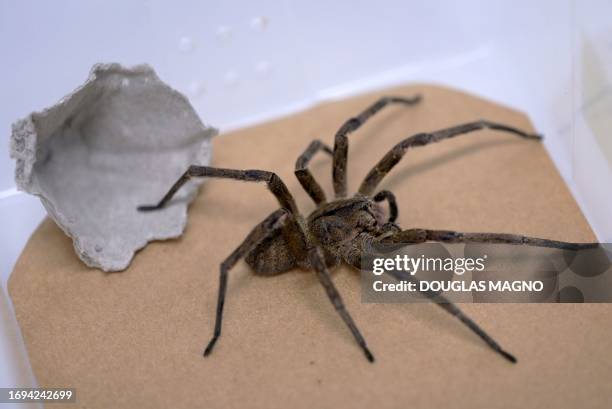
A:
[138, 95, 598, 364]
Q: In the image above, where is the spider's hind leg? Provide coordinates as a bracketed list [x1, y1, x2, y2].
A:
[137, 166, 298, 215]
[358, 120, 542, 196]
[332, 95, 422, 198]
[309, 246, 375, 362]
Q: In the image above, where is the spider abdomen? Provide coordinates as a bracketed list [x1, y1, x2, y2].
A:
[245, 226, 297, 275]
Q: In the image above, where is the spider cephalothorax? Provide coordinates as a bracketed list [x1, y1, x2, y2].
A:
[139, 95, 598, 364]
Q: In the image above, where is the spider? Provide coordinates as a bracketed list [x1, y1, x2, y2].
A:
[138, 95, 598, 364]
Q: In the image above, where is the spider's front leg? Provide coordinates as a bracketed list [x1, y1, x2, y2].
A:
[384, 228, 598, 251]
[309, 246, 375, 362]
[385, 266, 517, 363]
[377, 228, 599, 363]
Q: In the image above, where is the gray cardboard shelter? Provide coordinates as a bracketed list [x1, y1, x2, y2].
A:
[10, 63, 217, 271]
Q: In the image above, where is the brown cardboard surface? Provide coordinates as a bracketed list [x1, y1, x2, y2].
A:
[9, 84, 612, 409]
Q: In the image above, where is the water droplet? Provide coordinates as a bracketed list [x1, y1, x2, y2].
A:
[223, 71, 239, 87]
[178, 36, 195, 53]
[250, 16, 269, 31]
[188, 81, 206, 97]
[216, 25, 233, 42]
[121, 78, 130, 87]
[255, 60, 272, 75]
[95, 245, 103, 252]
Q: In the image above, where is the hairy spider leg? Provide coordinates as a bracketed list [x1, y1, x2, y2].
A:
[383, 228, 599, 251]
[295, 139, 333, 205]
[203, 209, 289, 356]
[385, 267, 517, 363]
[333, 95, 422, 198]
[137, 166, 298, 215]
[358, 120, 542, 196]
[309, 247, 375, 362]
[137, 166, 309, 355]
[379, 228, 599, 362]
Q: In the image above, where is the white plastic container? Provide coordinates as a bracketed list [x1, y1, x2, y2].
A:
[1, 2, 611, 406]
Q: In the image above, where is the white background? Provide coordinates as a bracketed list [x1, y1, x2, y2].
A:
[1, 1, 611, 406]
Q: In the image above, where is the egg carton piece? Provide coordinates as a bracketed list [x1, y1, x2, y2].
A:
[10, 63, 217, 271]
